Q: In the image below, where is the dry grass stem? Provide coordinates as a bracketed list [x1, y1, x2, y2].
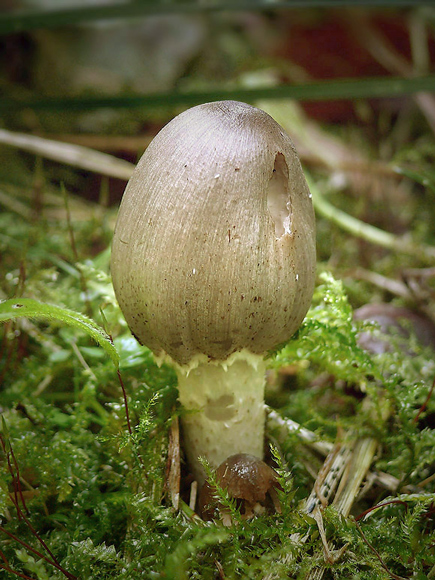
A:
[351, 268, 415, 300]
[166, 418, 180, 511]
[304, 437, 378, 580]
[310, 178, 435, 262]
[35, 133, 153, 153]
[262, 437, 355, 580]
[0, 188, 33, 220]
[268, 406, 404, 494]
[0, 129, 134, 180]
[350, 13, 435, 134]
[263, 424, 380, 580]
[267, 408, 333, 456]
[0, 183, 108, 223]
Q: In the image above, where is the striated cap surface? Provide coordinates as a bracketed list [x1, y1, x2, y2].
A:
[111, 100, 316, 367]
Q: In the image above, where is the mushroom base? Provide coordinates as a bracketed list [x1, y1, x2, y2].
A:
[176, 354, 266, 485]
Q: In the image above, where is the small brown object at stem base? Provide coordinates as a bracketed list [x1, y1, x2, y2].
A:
[199, 453, 282, 524]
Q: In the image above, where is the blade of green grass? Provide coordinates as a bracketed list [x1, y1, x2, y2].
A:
[0, 298, 119, 367]
[309, 176, 435, 262]
[0, 1, 424, 36]
[2, 75, 435, 114]
[393, 165, 435, 195]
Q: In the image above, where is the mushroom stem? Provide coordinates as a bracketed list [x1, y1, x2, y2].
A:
[176, 353, 266, 485]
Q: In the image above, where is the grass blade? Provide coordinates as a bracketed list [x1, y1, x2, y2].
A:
[0, 298, 119, 367]
[0, 1, 423, 36]
[2, 75, 435, 114]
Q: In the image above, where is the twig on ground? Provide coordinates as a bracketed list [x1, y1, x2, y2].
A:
[166, 418, 181, 510]
[0, 129, 134, 180]
[304, 437, 379, 580]
[264, 407, 381, 580]
[266, 408, 333, 456]
[309, 177, 435, 262]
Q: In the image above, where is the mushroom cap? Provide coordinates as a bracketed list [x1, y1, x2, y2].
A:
[213, 453, 280, 503]
[198, 453, 281, 520]
[111, 100, 316, 367]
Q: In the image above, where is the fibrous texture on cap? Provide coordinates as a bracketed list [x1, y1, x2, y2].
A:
[111, 100, 316, 368]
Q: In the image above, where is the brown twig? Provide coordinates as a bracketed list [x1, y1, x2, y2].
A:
[116, 368, 132, 436]
[166, 418, 181, 510]
[62, 184, 92, 317]
[355, 521, 408, 580]
[100, 313, 133, 438]
[0, 432, 28, 516]
[0, 548, 32, 580]
[355, 499, 409, 522]
[0, 425, 77, 580]
[0, 562, 36, 580]
[0, 523, 75, 579]
[413, 375, 435, 424]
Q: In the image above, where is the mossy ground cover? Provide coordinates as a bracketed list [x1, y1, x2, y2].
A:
[1, 204, 434, 578]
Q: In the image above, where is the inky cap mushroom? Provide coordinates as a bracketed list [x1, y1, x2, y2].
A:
[111, 101, 316, 483]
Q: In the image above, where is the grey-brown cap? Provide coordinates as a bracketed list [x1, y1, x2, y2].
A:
[111, 100, 316, 368]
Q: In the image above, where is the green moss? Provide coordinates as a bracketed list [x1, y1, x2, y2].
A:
[2, 96, 435, 580]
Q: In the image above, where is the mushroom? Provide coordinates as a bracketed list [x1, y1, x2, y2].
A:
[198, 453, 282, 524]
[111, 100, 316, 484]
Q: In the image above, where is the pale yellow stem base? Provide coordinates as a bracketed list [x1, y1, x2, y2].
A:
[176, 354, 266, 485]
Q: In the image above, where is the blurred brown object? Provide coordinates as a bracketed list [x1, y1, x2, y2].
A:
[271, 10, 435, 122]
[354, 302, 435, 355]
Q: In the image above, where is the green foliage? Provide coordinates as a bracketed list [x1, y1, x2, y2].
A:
[275, 272, 382, 384]
[0, 203, 434, 579]
[1, 210, 435, 578]
[1, 27, 435, 573]
[0, 297, 119, 367]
